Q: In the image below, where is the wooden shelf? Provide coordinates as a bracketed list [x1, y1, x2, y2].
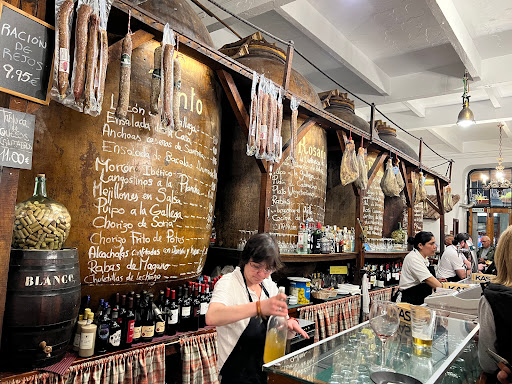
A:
[207, 247, 357, 263]
[280, 253, 357, 263]
[363, 251, 408, 259]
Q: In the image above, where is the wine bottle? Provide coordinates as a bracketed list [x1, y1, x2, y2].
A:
[141, 294, 155, 342]
[154, 293, 166, 337]
[118, 294, 127, 326]
[122, 296, 136, 349]
[179, 286, 192, 332]
[133, 294, 142, 343]
[166, 289, 179, 336]
[199, 283, 208, 329]
[108, 307, 122, 351]
[192, 283, 201, 331]
[95, 303, 110, 355]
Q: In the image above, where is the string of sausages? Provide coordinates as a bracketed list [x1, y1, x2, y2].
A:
[247, 73, 285, 163]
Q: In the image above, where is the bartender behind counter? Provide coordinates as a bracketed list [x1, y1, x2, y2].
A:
[206, 233, 308, 384]
[437, 233, 471, 282]
[399, 231, 442, 305]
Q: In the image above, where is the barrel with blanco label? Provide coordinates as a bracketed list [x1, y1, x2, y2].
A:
[1, 248, 80, 369]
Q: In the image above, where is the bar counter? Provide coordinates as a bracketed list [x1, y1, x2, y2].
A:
[264, 316, 479, 384]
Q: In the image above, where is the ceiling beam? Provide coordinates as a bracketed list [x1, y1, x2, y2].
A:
[484, 86, 502, 109]
[276, 0, 390, 95]
[426, 0, 481, 80]
[403, 101, 426, 118]
[501, 121, 512, 144]
[429, 126, 463, 153]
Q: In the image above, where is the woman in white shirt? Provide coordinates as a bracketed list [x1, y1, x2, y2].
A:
[206, 233, 308, 384]
[399, 231, 442, 305]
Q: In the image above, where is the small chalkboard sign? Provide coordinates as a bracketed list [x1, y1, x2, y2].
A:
[0, 2, 54, 105]
[0, 107, 35, 169]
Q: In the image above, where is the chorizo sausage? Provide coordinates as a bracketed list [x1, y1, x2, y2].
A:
[161, 43, 174, 127]
[57, 0, 74, 99]
[150, 45, 162, 115]
[172, 57, 181, 130]
[96, 29, 108, 108]
[115, 33, 133, 119]
[73, 4, 92, 102]
[84, 14, 99, 110]
[275, 101, 283, 159]
[258, 92, 269, 157]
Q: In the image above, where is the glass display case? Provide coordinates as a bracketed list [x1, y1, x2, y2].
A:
[264, 317, 479, 384]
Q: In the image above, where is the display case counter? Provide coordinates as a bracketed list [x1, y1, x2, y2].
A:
[264, 317, 479, 384]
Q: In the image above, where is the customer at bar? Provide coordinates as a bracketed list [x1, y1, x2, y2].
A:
[206, 233, 308, 384]
[444, 234, 454, 246]
[437, 232, 471, 282]
[478, 225, 512, 383]
[478, 235, 495, 263]
[399, 231, 442, 305]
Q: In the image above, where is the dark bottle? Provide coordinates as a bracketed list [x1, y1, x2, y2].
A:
[199, 284, 208, 329]
[312, 222, 322, 254]
[154, 292, 166, 337]
[118, 294, 127, 326]
[192, 283, 201, 331]
[162, 288, 171, 332]
[79, 295, 91, 317]
[179, 286, 192, 332]
[121, 296, 136, 349]
[95, 303, 110, 355]
[141, 294, 155, 342]
[166, 289, 179, 336]
[108, 307, 122, 351]
[113, 292, 120, 312]
[94, 299, 104, 326]
[133, 294, 142, 343]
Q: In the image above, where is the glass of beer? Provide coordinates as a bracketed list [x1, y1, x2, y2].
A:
[411, 306, 436, 348]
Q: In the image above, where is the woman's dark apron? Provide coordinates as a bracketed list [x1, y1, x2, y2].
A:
[401, 266, 436, 305]
[220, 271, 270, 384]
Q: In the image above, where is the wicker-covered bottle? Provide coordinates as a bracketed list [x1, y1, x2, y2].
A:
[12, 174, 71, 250]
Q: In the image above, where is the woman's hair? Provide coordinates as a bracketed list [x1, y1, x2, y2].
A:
[493, 225, 512, 287]
[239, 233, 283, 271]
[452, 232, 470, 246]
[407, 231, 434, 250]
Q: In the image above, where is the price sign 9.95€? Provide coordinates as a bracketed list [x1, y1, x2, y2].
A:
[0, 2, 54, 105]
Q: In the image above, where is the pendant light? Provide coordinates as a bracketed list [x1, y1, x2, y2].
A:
[456, 69, 476, 127]
[483, 123, 511, 195]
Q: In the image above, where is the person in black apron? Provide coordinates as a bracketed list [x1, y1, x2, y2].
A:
[399, 231, 443, 305]
[206, 233, 309, 383]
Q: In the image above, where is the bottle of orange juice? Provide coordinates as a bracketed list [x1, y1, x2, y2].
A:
[263, 287, 288, 363]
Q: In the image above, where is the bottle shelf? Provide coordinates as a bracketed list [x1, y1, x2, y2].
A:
[363, 251, 408, 259]
[207, 247, 357, 263]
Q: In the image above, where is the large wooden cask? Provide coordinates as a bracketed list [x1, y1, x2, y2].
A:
[2, 248, 80, 369]
[16, 0, 222, 299]
[215, 33, 327, 249]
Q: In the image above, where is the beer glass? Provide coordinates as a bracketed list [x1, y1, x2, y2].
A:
[369, 301, 400, 372]
[411, 306, 436, 348]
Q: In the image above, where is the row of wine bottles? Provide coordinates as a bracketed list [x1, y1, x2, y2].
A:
[74, 276, 220, 357]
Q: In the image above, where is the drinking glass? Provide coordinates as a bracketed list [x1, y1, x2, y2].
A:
[369, 301, 400, 372]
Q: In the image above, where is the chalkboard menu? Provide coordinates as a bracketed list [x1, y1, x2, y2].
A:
[269, 126, 327, 234]
[413, 202, 424, 233]
[22, 41, 221, 285]
[0, 2, 54, 104]
[0, 107, 34, 169]
[363, 163, 384, 238]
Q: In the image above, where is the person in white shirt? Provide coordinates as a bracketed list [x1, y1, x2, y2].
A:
[399, 231, 442, 305]
[437, 233, 471, 282]
[206, 233, 308, 384]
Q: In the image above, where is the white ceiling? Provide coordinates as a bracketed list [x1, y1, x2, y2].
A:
[190, 0, 512, 172]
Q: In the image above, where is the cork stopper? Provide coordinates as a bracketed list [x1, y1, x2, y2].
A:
[219, 32, 287, 62]
[374, 120, 397, 136]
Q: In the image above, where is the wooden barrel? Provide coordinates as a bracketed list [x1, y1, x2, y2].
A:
[215, 33, 327, 248]
[1, 248, 80, 369]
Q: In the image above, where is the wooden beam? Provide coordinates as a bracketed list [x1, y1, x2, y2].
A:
[367, 152, 386, 187]
[274, 117, 318, 170]
[426, 197, 441, 214]
[435, 178, 445, 215]
[108, 30, 155, 65]
[258, 171, 272, 233]
[282, 42, 294, 91]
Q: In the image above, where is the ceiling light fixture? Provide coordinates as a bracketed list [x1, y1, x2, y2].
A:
[456, 69, 476, 127]
[483, 123, 511, 195]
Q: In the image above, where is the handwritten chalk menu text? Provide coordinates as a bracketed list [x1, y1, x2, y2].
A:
[270, 127, 327, 234]
[0, 2, 54, 104]
[0, 107, 34, 169]
[363, 167, 384, 238]
[19, 41, 221, 286]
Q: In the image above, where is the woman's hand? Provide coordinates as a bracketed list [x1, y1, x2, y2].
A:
[260, 293, 288, 317]
[497, 366, 512, 384]
[287, 317, 309, 339]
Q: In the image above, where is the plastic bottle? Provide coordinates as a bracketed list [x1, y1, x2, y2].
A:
[263, 287, 288, 363]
